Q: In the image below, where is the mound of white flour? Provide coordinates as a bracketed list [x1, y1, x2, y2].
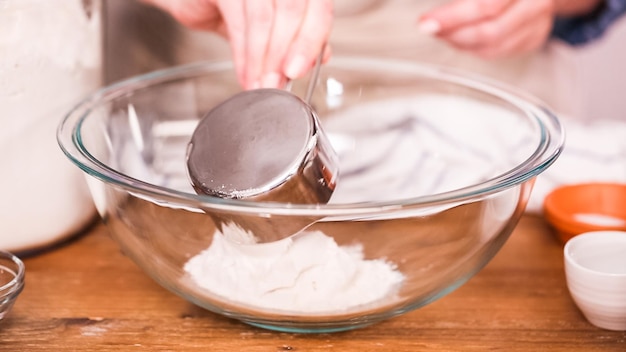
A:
[184, 225, 404, 313]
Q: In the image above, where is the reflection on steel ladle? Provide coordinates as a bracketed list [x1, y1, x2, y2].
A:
[186, 52, 338, 244]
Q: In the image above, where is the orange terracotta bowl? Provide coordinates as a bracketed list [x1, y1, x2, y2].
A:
[543, 183, 626, 244]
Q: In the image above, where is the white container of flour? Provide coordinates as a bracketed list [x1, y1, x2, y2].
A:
[0, 0, 102, 253]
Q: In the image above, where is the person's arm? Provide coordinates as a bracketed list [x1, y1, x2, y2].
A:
[552, 0, 626, 45]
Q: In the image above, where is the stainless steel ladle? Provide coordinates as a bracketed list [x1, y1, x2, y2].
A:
[186, 52, 338, 244]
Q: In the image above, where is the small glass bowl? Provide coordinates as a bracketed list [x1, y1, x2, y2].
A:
[0, 251, 25, 321]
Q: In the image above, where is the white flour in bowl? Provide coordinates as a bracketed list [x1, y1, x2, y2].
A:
[184, 225, 404, 313]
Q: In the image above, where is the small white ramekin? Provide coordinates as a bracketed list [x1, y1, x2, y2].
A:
[564, 231, 626, 331]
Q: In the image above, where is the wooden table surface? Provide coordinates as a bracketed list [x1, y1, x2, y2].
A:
[1, 215, 625, 351]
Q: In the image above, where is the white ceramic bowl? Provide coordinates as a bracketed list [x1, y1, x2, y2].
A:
[564, 231, 626, 331]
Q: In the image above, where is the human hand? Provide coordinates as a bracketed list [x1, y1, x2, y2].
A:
[418, 0, 603, 59]
[143, 0, 333, 89]
[417, 0, 556, 58]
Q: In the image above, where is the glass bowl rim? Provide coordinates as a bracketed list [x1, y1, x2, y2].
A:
[0, 250, 25, 296]
[57, 56, 564, 217]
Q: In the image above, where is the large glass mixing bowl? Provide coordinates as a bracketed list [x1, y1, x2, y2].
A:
[58, 57, 563, 333]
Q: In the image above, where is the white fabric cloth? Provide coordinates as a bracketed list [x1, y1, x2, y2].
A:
[529, 117, 626, 213]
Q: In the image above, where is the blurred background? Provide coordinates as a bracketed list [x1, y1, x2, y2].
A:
[105, 0, 626, 121]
